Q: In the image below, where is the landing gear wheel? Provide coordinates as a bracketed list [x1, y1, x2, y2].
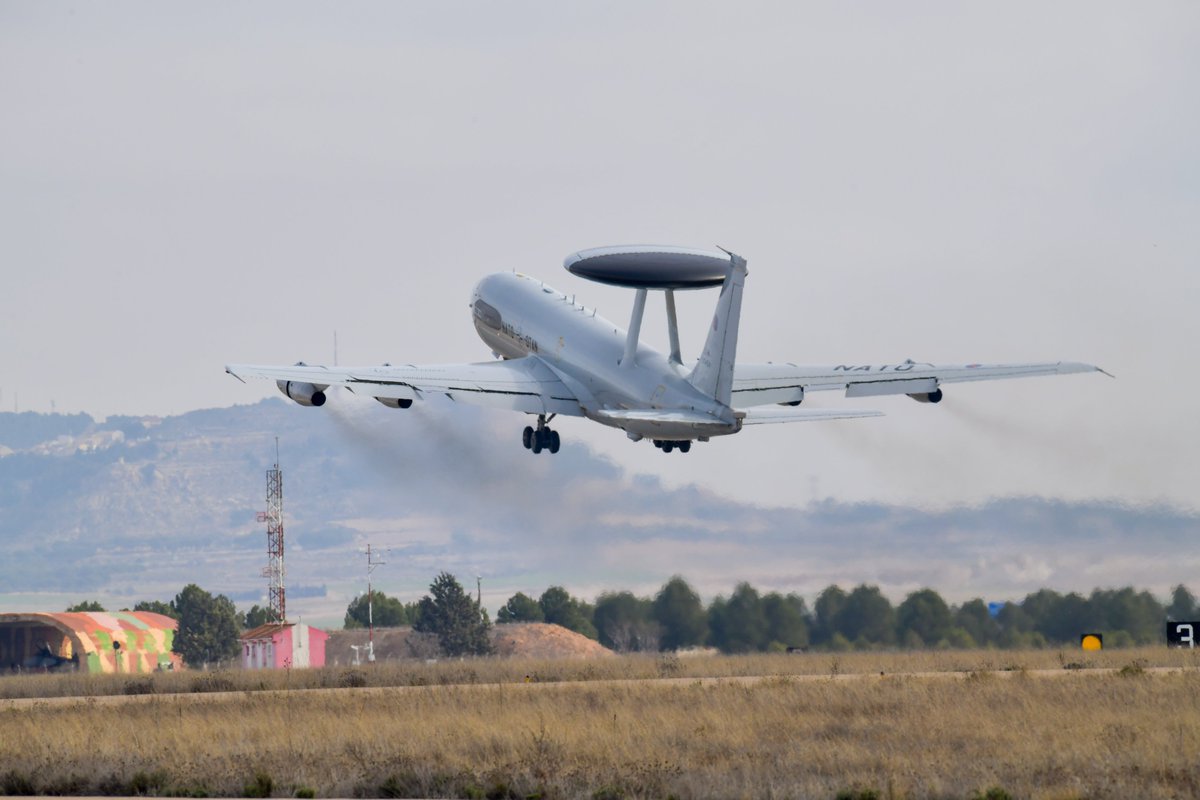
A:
[662, 442, 674, 453]
[679, 441, 691, 453]
[525, 414, 561, 455]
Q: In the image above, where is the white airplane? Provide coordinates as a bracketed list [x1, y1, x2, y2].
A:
[226, 245, 1106, 455]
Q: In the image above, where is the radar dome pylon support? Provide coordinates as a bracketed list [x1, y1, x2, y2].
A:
[665, 289, 682, 365]
[621, 289, 648, 368]
[622, 288, 684, 368]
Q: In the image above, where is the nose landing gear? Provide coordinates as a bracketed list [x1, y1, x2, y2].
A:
[523, 415, 560, 454]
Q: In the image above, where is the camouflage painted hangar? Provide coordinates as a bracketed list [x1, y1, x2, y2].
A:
[0, 611, 182, 673]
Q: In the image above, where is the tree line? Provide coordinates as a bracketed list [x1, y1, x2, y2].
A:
[481, 578, 1199, 653]
[67, 577, 1198, 667]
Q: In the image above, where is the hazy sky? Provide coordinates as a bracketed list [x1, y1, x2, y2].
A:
[2, 2, 1197, 510]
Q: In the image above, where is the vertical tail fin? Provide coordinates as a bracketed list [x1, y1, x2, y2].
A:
[687, 251, 747, 408]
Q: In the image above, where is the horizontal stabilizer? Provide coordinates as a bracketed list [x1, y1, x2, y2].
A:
[594, 408, 733, 432]
[738, 407, 884, 425]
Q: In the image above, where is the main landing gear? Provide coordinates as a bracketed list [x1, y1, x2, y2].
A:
[523, 414, 560, 455]
[652, 439, 692, 454]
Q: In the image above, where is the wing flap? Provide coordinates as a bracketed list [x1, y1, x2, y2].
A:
[739, 407, 884, 425]
[225, 358, 584, 416]
[845, 377, 938, 398]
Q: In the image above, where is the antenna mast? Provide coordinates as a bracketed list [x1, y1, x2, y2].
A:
[257, 438, 286, 623]
[364, 544, 387, 663]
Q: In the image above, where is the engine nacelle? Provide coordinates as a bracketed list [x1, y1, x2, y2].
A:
[375, 397, 413, 409]
[277, 380, 327, 407]
[907, 388, 943, 404]
[779, 388, 805, 407]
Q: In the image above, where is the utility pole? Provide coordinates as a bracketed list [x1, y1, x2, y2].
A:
[364, 544, 387, 663]
[476, 575, 482, 608]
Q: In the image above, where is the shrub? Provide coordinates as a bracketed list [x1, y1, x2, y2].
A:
[123, 677, 156, 695]
[191, 672, 236, 693]
[656, 654, 681, 678]
[1119, 659, 1147, 678]
[970, 788, 1014, 800]
[485, 781, 520, 799]
[338, 669, 367, 689]
[40, 774, 88, 796]
[128, 770, 169, 795]
[244, 772, 274, 798]
[1, 770, 36, 795]
[378, 772, 422, 799]
[835, 789, 880, 800]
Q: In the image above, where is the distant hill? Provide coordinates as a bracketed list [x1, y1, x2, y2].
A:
[0, 396, 1195, 628]
[0, 411, 96, 452]
[0, 400, 380, 611]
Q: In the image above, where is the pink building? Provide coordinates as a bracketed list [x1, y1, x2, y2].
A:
[239, 622, 328, 670]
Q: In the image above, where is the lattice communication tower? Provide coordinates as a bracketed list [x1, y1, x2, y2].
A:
[256, 441, 286, 623]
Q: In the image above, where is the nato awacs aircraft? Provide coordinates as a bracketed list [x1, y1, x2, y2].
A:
[226, 246, 1105, 455]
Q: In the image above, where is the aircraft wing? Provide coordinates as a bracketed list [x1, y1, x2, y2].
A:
[731, 360, 1107, 407]
[225, 357, 585, 416]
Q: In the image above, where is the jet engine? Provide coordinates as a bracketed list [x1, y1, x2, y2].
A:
[907, 388, 943, 404]
[278, 380, 327, 407]
[779, 388, 805, 407]
[375, 397, 413, 409]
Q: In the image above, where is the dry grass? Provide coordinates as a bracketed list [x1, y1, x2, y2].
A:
[1, 649, 1198, 798]
[1, 645, 1196, 701]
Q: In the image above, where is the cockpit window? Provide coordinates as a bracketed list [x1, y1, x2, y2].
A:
[473, 298, 502, 329]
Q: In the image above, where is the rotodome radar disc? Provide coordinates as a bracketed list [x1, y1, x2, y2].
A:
[563, 245, 730, 290]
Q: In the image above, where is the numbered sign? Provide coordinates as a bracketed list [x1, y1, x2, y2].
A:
[1166, 621, 1198, 648]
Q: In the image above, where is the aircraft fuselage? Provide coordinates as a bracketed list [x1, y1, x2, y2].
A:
[471, 272, 732, 439]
